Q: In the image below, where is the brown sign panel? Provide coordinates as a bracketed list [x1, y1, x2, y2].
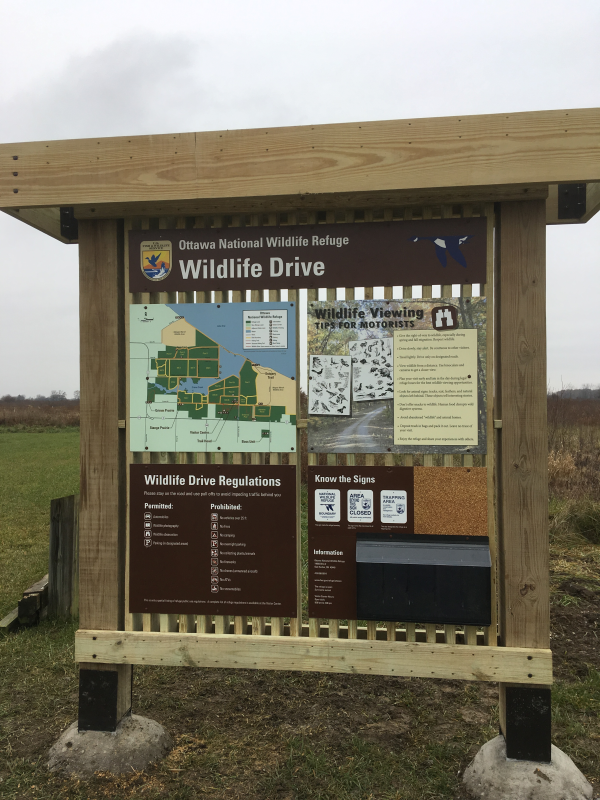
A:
[129, 218, 487, 293]
[308, 466, 414, 619]
[130, 464, 297, 616]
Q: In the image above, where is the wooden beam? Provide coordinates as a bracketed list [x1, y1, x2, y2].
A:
[1, 207, 74, 243]
[497, 200, 550, 651]
[75, 630, 552, 684]
[3, 184, 591, 237]
[69, 184, 546, 220]
[1, 109, 598, 214]
[79, 219, 125, 631]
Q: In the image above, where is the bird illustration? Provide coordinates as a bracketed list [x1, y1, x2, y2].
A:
[411, 235, 473, 268]
[145, 253, 162, 267]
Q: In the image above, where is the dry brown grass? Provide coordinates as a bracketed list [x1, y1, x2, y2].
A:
[0, 400, 80, 429]
[547, 396, 600, 501]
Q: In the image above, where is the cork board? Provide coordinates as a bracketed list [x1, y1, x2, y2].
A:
[414, 467, 487, 537]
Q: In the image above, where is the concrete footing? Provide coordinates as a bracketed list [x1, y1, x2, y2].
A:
[48, 714, 173, 778]
[463, 735, 593, 800]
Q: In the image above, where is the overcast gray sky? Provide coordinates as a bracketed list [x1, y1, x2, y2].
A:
[1, 0, 599, 397]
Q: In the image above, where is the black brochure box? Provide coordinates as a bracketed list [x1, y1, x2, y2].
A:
[356, 535, 491, 626]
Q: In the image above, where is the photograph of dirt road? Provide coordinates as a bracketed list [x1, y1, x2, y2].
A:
[307, 298, 487, 454]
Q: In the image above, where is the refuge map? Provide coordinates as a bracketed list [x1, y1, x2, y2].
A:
[130, 303, 297, 452]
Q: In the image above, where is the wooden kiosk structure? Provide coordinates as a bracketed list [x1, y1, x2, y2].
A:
[2, 108, 599, 760]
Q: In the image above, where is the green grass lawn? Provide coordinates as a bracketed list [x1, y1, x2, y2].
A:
[0, 431, 80, 619]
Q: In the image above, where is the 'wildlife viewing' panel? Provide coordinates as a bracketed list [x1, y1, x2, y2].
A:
[307, 298, 487, 454]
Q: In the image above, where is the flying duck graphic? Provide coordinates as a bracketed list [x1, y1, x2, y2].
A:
[145, 253, 162, 267]
[144, 252, 169, 278]
[411, 235, 473, 268]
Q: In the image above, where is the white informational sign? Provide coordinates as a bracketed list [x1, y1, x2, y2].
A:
[380, 490, 408, 524]
[315, 489, 341, 522]
[308, 355, 351, 415]
[349, 338, 394, 401]
[347, 490, 374, 523]
[393, 329, 479, 446]
[243, 310, 288, 349]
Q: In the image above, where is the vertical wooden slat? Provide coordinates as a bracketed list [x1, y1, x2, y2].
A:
[123, 217, 142, 633]
[289, 282, 302, 639]
[157, 216, 179, 635]
[174, 215, 197, 635]
[247, 213, 270, 638]
[268, 271, 285, 637]
[484, 203, 497, 646]
[135, 218, 158, 635]
[306, 282, 319, 638]
[190, 216, 211, 636]
[224, 216, 249, 638]
[209, 216, 231, 637]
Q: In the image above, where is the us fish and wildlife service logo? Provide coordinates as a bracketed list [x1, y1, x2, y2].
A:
[141, 240, 172, 282]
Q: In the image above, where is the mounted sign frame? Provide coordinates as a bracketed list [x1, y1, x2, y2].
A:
[5, 107, 581, 759]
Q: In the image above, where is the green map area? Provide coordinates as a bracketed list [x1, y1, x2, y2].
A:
[147, 329, 292, 425]
[130, 303, 296, 453]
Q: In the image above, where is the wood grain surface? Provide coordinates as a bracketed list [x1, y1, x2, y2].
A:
[497, 200, 550, 650]
[79, 219, 125, 631]
[2, 108, 598, 212]
[75, 629, 552, 684]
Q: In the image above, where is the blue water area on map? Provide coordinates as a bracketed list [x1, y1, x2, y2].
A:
[219, 351, 247, 382]
[166, 302, 296, 378]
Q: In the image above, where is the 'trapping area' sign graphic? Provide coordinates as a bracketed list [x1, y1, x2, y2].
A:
[129, 218, 487, 292]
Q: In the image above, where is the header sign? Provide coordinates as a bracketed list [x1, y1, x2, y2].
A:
[129, 218, 487, 293]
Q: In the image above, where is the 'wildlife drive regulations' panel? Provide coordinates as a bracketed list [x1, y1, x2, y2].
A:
[129, 464, 297, 616]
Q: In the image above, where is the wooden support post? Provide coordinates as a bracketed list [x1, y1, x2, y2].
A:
[496, 200, 551, 762]
[78, 219, 132, 732]
[48, 494, 79, 618]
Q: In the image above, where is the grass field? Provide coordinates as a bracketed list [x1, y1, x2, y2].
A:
[0, 425, 599, 800]
[0, 431, 80, 619]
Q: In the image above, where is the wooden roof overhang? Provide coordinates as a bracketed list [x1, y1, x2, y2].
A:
[1, 107, 599, 243]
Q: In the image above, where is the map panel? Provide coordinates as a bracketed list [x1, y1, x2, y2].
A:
[130, 303, 297, 452]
